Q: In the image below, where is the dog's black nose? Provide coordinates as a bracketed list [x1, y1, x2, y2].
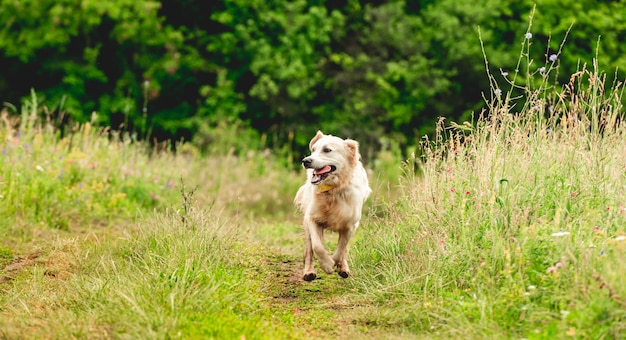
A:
[302, 157, 312, 168]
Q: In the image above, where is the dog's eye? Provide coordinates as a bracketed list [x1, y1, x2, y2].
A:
[323, 148, 332, 153]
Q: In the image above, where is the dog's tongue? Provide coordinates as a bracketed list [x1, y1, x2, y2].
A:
[311, 165, 332, 184]
[314, 165, 332, 176]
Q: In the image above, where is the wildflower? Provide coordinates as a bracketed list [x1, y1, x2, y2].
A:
[465, 190, 471, 195]
[593, 226, 600, 231]
[600, 249, 605, 256]
[36, 165, 44, 172]
[527, 285, 536, 290]
[494, 88, 502, 96]
[615, 235, 626, 242]
[525, 32, 533, 39]
[555, 262, 563, 268]
[547, 266, 557, 273]
[501, 71, 509, 77]
[551, 231, 570, 237]
[549, 54, 558, 62]
[539, 67, 546, 73]
[166, 180, 175, 189]
[450, 188, 456, 193]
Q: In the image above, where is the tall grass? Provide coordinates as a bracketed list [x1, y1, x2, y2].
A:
[350, 30, 626, 338]
[0, 95, 304, 339]
[0, 96, 302, 243]
[0, 100, 179, 238]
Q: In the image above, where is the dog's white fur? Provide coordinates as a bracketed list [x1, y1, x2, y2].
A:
[294, 131, 371, 281]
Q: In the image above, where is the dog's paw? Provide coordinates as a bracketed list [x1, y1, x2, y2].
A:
[320, 261, 335, 274]
[335, 261, 350, 278]
[303, 272, 317, 281]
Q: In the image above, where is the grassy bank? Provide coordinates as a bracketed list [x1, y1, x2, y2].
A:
[347, 59, 626, 337]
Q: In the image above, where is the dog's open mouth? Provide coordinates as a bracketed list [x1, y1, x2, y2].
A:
[311, 165, 336, 184]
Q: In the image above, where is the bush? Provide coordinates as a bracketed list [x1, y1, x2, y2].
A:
[1, 0, 625, 154]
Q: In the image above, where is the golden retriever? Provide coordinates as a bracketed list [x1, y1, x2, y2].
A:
[294, 131, 371, 281]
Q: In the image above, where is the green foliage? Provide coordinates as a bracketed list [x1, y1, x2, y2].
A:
[3, 0, 626, 155]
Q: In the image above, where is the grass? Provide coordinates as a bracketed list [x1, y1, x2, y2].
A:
[2, 24, 626, 339]
[346, 35, 626, 337]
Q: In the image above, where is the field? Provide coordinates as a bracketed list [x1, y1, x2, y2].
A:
[2, 55, 626, 339]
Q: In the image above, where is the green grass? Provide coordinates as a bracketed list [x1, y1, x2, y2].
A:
[346, 42, 626, 338]
[2, 24, 626, 339]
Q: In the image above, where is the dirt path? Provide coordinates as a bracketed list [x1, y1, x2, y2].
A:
[254, 235, 372, 339]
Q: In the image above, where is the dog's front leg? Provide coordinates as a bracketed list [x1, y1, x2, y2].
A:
[333, 227, 355, 278]
[306, 220, 335, 274]
[302, 225, 316, 281]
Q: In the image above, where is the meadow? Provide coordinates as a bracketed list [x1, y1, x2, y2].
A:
[2, 39, 626, 339]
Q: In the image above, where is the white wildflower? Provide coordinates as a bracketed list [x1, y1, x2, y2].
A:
[551, 231, 570, 237]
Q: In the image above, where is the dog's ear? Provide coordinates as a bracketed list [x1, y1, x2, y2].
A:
[344, 139, 360, 166]
[309, 130, 325, 151]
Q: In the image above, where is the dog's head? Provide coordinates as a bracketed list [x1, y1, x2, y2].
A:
[302, 131, 360, 189]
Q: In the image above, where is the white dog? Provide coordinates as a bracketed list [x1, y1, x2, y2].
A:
[294, 131, 371, 281]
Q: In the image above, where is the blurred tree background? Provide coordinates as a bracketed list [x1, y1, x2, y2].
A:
[1, 0, 625, 158]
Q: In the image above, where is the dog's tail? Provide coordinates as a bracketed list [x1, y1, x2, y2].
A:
[294, 185, 305, 212]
